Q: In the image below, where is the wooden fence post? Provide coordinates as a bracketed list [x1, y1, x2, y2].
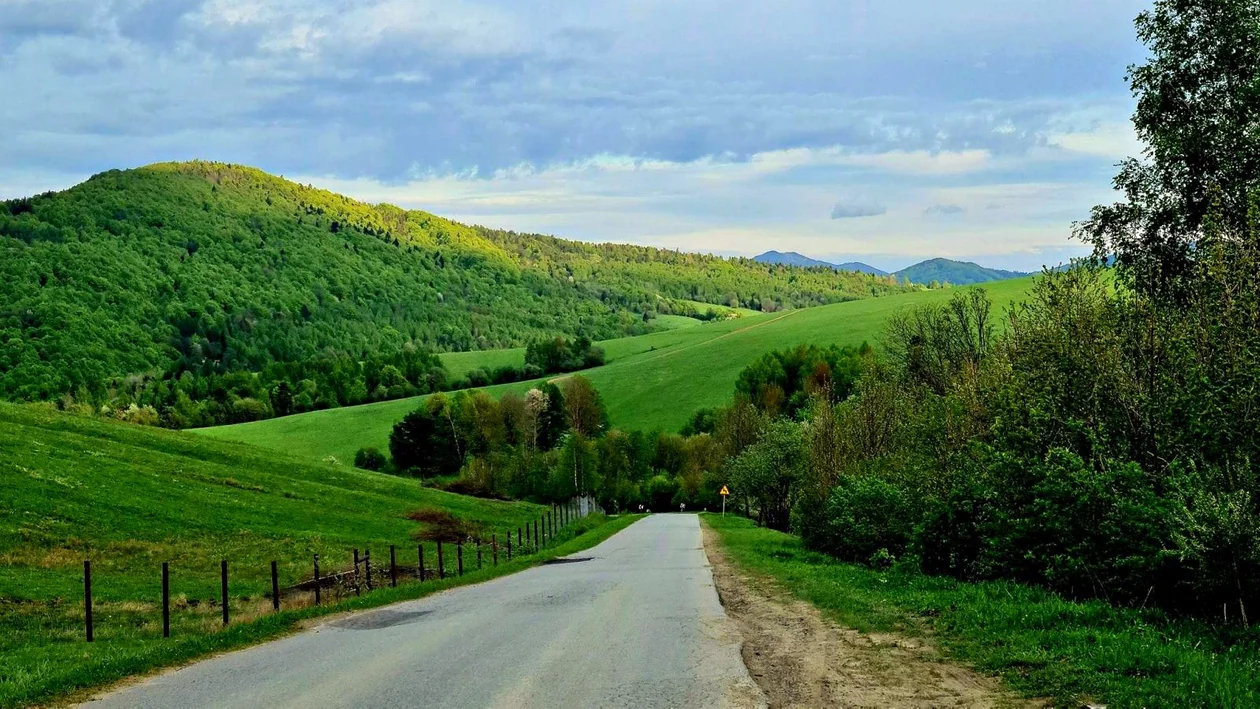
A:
[507, 532, 512, 560]
[477, 540, 482, 570]
[84, 560, 93, 642]
[457, 542, 464, 576]
[314, 554, 321, 606]
[271, 561, 280, 612]
[437, 541, 445, 580]
[518, 527, 523, 550]
[534, 519, 540, 550]
[418, 544, 425, 581]
[353, 548, 361, 595]
[390, 545, 398, 588]
[220, 559, 229, 626]
[492, 534, 498, 566]
[162, 561, 170, 638]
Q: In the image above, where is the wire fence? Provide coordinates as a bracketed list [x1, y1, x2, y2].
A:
[79, 500, 593, 643]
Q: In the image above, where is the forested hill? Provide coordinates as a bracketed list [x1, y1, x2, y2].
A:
[0, 161, 904, 403]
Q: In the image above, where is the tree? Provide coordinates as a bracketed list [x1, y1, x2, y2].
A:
[1077, 0, 1260, 299]
[270, 381, 293, 417]
[538, 383, 568, 449]
[559, 375, 607, 437]
[388, 396, 463, 477]
[729, 421, 806, 531]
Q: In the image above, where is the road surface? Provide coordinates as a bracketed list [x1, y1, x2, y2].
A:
[85, 514, 765, 708]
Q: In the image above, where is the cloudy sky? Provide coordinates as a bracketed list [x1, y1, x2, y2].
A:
[1, 0, 1151, 271]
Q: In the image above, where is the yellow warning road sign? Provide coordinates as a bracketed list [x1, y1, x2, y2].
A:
[719, 485, 730, 496]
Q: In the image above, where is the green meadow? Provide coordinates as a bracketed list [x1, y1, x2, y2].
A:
[0, 401, 615, 707]
[202, 277, 1035, 463]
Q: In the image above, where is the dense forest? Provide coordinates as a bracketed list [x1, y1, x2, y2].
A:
[0, 162, 904, 423]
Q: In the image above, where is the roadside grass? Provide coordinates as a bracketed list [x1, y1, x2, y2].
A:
[3, 462, 640, 709]
[202, 277, 1035, 463]
[702, 514, 1260, 708]
[0, 402, 612, 707]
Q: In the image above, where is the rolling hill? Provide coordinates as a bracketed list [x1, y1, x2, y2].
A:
[0, 161, 905, 406]
[200, 277, 1036, 464]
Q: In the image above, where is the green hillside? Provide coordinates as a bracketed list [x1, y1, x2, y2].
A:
[0, 161, 904, 408]
[202, 277, 1035, 463]
[0, 401, 553, 706]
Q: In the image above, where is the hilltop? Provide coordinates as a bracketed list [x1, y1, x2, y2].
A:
[0, 161, 905, 408]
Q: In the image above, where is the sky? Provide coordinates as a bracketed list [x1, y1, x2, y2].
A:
[0, 0, 1152, 271]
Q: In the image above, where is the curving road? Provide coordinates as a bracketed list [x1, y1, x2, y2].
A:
[85, 515, 765, 708]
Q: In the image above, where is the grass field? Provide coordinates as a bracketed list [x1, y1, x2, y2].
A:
[703, 514, 1260, 708]
[0, 401, 623, 707]
[199, 277, 1035, 464]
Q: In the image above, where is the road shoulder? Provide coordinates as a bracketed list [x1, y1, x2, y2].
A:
[700, 517, 1036, 708]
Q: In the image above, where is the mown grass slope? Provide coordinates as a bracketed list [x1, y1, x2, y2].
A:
[0, 402, 547, 706]
[202, 277, 1035, 463]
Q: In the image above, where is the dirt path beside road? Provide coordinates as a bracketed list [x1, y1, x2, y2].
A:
[701, 523, 1040, 708]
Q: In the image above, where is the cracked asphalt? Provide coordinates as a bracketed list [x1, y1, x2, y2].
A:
[84, 514, 765, 708]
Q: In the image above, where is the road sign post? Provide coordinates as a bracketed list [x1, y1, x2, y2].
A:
[720, 485, 730, 516]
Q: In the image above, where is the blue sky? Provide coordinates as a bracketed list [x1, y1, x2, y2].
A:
[0, 0, 1151, 271]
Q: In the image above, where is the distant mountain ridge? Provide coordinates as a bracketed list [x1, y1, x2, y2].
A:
[753, 251, 1027, 285]
[755, 251, 888, 275]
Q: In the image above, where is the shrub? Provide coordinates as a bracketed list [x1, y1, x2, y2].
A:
[353, 447, 387, 471]
[407, 507, 485, 543]
[808, 475, 917, 563]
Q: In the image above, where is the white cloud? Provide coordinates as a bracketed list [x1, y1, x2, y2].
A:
[836, 149, 994, 176]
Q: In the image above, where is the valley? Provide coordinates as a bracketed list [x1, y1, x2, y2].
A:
[197, 276, 1036, 464]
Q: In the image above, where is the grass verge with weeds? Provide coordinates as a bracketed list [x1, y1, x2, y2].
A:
[703, 514, 1260, 708]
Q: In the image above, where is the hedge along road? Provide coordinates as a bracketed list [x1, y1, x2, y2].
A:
[83, 515, 766, 709]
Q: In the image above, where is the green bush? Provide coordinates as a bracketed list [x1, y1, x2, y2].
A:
[804, 475, 916, 564]
[353, 446, 388, 471]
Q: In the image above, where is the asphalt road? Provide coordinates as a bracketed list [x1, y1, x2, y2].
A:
[85, 514, 765, 708]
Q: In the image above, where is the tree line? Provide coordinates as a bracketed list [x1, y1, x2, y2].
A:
[61, 334, 607, 429]
[378, 344, 868, 513]
[717, 0, 1260, 625]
